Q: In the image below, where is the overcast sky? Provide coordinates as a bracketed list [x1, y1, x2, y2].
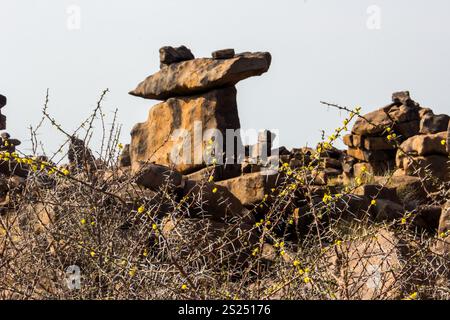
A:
[1, 0, 450, 154]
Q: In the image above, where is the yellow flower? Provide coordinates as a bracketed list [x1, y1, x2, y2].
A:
[401, 217, 407, 225]
[90, 251, 96, 258]
[386, 135, 392, 141]
[152, 223, 158, 230]
[129, 267, 137, 277]
[80, 218, 86, 225]
[181, 284, 188, 291]
[409, 292, 418, 300]
[441, 139, 446, 146]
[118, 143, 124, 149]
[293, 260, 301, 267]
[280, 250, 286, 256]
[143, 249, 148, 257]
[62, 169, 70, 176]
[335, 240, 342, 246]
[371, 199, 377, 206]
[212, 187, 218, 194]
[208, 175, 214, 182]
[303, 277, 311, 284]
[90, 221, 96, 226]
[137, 206, 145, 214]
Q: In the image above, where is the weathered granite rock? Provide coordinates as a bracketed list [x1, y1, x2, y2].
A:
[159, 45, 194, 67]
[352, 101, 420, 137]
[399, 155, 450, 181]
[129, 51, 271, 100]
[363, 136, 396, 150]
[396, 131, 448, 167]
[347, 148, 395, 162]
[353, 161, 395, 176]
[392, 91, 412, 105]
[216, 172, 280, 207]
[212, 48, 235, 59]
[181, 179, 252, 224]
[133, 162, 183, 190]
[353, 184, 400, 203]
[325, 229, 404, 299]
[130, 87, 241, 174]
[420, 114, 450, 134]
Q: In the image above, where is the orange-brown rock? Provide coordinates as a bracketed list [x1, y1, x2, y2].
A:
[216, 172, 280, 207]
[396, 131, 448, 168]
[130, 87, 241, 174]
[399, 155, 450, 181]
[347, 148, 395, 162]
[129, 52, 271, 100]
[181, 179, 252, 224]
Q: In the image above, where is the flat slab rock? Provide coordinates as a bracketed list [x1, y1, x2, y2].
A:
[129, 52, 272, 100]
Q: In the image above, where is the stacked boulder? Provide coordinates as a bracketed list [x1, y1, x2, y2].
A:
[395, 111, 449, 181]
[128, 46, 271, 180]
[344, 91, 449, 180]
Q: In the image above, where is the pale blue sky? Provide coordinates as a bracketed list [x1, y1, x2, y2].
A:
[1, 0, 450, 154]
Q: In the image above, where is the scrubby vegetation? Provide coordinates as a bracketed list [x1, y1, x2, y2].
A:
[0, 90, 449, 300]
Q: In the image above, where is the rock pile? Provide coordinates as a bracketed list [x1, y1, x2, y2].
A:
[344, 91, 450, 181]
[128, 46, 272, 177]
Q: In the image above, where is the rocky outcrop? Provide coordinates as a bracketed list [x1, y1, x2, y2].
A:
[129, 47, 271, 176]
[344, 91, 449, 181]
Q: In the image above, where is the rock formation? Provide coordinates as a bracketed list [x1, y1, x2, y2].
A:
[344, 91, 450, 181]
[128, 46, 271, 175]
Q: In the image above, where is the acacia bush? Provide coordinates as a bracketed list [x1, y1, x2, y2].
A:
[0, 91, 449, 300]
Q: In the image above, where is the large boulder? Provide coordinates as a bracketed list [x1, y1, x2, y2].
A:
[326, 229, 405, 299]
[133, 162, 183, 191]
[396, 131, 448, 163]
[130, 87, 241, 174]
[181, 179, 252, 224]
[420, 113, 450, 134]
[129, 52, 271, 100]
[347, 148, 396, 162]
[398, 155, 450, 182]
[216, 172, 280, 207]
[352, 97, 421, 137]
